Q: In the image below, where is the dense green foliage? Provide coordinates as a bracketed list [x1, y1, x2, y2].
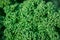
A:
[0, 0, 60, 40]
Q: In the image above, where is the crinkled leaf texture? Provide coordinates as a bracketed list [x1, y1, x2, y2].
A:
[3, 0, 60, 40]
